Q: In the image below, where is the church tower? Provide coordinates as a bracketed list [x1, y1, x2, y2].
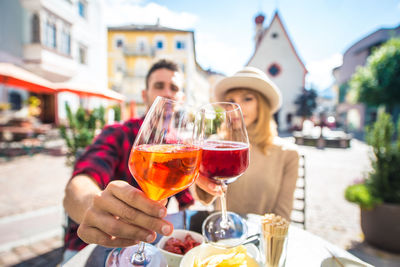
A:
[247, 11, 307, 131]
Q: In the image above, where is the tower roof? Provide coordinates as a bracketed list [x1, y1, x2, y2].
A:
[247, 11, 307, 74]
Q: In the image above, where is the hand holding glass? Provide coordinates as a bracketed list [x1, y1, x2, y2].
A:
[106, 97, 201, 267]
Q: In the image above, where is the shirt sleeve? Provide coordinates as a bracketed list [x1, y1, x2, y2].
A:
[192, 184, 217, 205]
[72, 125, 125, 189]
[175, 188, 195, 209]
[273, 149, 300, 221]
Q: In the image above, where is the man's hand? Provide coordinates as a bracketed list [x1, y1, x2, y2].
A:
[69, 179, 173, 248]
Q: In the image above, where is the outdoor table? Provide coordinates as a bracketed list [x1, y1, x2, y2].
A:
[63, 210, 369, 266]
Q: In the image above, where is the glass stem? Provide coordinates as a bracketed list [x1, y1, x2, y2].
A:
[220, 183, 229, 229]
[130, 241, 147, 265]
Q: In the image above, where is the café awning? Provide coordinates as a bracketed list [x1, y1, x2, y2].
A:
[0, 63, 124, 102]
[54, 82, 124, 102]
[0, 62, 56, 94]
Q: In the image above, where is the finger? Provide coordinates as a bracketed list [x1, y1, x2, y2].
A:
[195, 175, 224, 196]
[86, 205, 158, 242]
[107, 181, 167, 218]
[94, 191, 173, 236]
[78, 223, 140, 248]
[159, 199, 168, 206]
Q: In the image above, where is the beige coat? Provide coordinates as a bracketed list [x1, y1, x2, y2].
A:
[195, 137, 299, 221]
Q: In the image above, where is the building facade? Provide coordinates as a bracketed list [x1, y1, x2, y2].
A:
[107, 24, 210, 117]
[0, 0, 119, 124]
[247, 11, 307, 131]
[333, 24, 400, 131]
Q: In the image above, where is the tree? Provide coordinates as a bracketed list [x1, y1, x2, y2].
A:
[350, 38, 400, 112]
[294, 88, 318, 118]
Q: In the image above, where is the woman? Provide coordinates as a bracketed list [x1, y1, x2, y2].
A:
[195, 67, 299, 220]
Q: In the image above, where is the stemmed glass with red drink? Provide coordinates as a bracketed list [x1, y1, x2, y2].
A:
[198, 102, 250, 247]
[105, 97, 202, 267]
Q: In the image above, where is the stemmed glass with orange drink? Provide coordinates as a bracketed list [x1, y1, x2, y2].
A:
[106, 96, 202, 267]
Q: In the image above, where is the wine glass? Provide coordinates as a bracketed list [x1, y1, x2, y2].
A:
[106, 96, 202, 267]
[197, 102, 250, 248]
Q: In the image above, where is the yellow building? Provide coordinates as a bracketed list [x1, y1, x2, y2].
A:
[107, 23, 210, 117]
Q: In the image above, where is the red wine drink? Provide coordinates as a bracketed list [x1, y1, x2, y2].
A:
[200, 140, 249, 184]
[198, 102, 250, 248]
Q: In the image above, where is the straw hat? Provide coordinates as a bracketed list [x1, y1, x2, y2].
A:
[214, 66, 282, 113]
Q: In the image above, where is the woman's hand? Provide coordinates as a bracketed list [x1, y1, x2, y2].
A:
[195, 174, 224, 197]
[77, 180, 172, 248]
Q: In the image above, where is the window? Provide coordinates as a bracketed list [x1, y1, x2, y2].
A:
[9, 92, 22, 110]
[267, 63, 281, 77]
[78, 44, 87, 64]
[114, 35, 125, 49]
[115, 61, 125, 73]
[176, 40, 185, 50]
[153, 36, 166, 51]
[136, 37, 149, 55]
[78, 0, 87, 19]
[156, 40, 163, 49]
[61, 28, 71, 55]
[116, 39, 124, 48]
[138, 41, 146, 52]
[180, 63, 185, 73]
[31, 14, 41, 43]
[45, 20, 57, 49]
[271, 32, 279, 39]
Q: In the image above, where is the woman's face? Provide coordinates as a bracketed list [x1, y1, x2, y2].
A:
[224, 89, 258, 127]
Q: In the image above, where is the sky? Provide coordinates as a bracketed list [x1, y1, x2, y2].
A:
[102, 0, 400, 91]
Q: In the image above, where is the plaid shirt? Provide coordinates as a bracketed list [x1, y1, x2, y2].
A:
[64, 118, 194, 251]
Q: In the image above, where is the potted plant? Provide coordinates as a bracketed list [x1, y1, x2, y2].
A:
[345, 112, 400, 253]
[59, 103, 105, 166]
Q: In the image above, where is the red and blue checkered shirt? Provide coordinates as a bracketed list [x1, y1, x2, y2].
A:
[64, 118, 194, 251]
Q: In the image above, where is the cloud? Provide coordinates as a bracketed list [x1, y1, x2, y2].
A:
[102, 0, 243, 75]
[102, 1, 198, 29]
[195, 32, 246, 75]
[306, 53, 342, 90]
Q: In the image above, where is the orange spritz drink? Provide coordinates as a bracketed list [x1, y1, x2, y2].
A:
[129, 144, 201, 201]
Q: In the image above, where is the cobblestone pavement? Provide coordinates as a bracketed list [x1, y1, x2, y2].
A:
[0, 138, 399, 266]
[0, 236, 63, 267]
[0, 153, 71, 218]
[299, 138, 370, 249]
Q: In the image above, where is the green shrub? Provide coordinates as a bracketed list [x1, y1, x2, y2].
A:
[59, 103, 105, 166]
[112, 105, 121, 122]
[345, 112, 400, 208]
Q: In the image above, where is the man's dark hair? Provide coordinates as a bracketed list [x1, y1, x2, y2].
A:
[145, 59, 179, 89]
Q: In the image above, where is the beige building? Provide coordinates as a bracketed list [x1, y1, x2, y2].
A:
[333, 24, 400, 131]
[247, 11, 307, 131]
[107, 23, 210, 117]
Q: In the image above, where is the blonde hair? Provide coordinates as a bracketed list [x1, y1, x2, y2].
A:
[225, 88, 277, 154]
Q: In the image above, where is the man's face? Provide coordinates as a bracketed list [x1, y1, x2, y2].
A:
[142, 68, 183, 109]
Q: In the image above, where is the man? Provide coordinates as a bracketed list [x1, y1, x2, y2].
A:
[62, 59, 218, 261]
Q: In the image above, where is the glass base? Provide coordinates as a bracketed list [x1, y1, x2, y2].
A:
[105, 243, 167, 267]
[202, 211, 248, 248]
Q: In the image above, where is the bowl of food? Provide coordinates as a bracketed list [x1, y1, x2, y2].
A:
[157, 229, 204, 267]
[180, 243, 261, 267]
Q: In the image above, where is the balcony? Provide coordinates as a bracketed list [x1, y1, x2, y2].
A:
[23, 44, 76, 82]
[123, 45, 156, 57]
